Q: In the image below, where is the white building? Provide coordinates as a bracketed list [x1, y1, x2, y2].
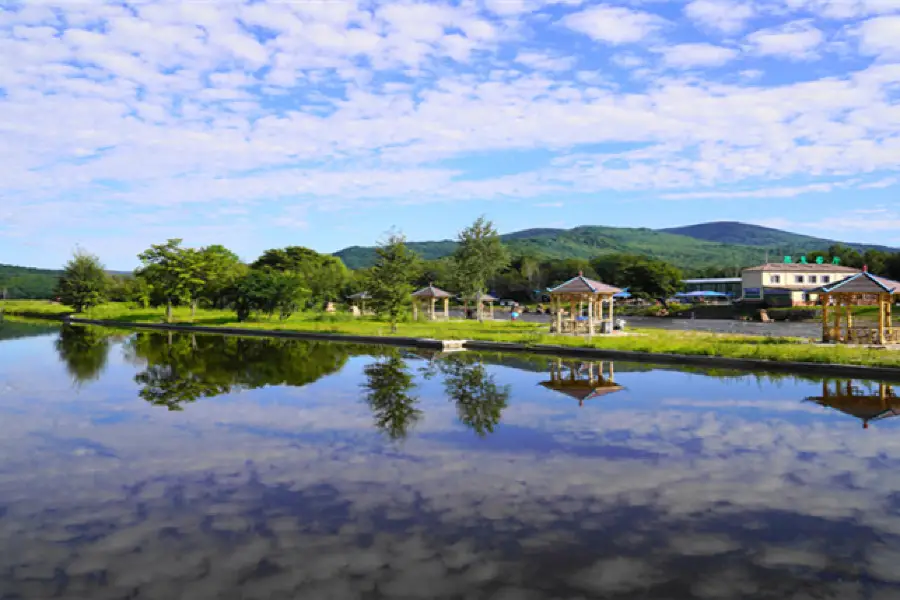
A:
[741, 263, 861, 306]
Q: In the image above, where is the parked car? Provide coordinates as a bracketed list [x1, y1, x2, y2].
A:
[498, 299, 516, 307]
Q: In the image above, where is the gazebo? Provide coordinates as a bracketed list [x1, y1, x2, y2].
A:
[539, 359, 624, 407]
[459, 293, 497, 320]
[411, 285, 452, 321]
[548, 273, 622, 335]
[809, 270, 900, 344]
[348, 291, 371, 315]
[805, 379, 900, 429]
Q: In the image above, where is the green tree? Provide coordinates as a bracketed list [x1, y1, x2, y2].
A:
[592, 254, 683, 301]
[452, 217, 510, 321]
[368, 232, 419, 333]
[252, 246, 349, 307]
[55, 249, 109, 313]
[232, 270, 309, 321]
[362, 353, 421, 440]
[197, 245, 247, 309]
[136, 239, 205, 322]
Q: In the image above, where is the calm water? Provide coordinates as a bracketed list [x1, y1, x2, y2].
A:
[2, 322, 900, 600]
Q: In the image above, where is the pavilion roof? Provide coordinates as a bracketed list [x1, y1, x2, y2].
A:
[539, 380, 624, 401]
[806, 396, 900, 424]
[411, 285, 452, 298]
[549, 274, 622, 296]
[808, 271, 900, 295]
[458, 293, 498, 302]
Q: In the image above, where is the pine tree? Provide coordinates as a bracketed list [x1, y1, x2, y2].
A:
[55, 249, 109, 313]
[368, 232, 419, 333]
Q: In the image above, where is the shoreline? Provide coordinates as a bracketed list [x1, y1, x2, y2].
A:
[8, 313, 900, 382]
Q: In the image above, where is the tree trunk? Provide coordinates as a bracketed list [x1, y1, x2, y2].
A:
[476, 290, 483, 323]
[191, 334, 198, 350]
[166, 300, 173, 323]
[191, 300, 197, 321]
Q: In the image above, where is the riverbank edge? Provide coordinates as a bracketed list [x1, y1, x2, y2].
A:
[12, 314, 892, 381]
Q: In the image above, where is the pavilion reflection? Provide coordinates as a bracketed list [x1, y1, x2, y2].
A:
[805, 379, 900, 429]
[539, 359, 624, 407]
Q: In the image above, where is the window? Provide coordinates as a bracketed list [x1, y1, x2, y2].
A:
[795, 275, 804, 283]
[809, 276, 817, 284]
[822, 276, 831, 283]
[770, 275, 781, 284]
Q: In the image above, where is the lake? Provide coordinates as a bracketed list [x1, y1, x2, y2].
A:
[1, 322, 900, 599]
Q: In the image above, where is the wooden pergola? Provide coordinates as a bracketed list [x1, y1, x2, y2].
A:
[539, 359, 624, 407]
[411, 285, 452, 321]
[811, 271, 900, 345]
[805, 379, 900, 429]
[548, 273, 622, 336]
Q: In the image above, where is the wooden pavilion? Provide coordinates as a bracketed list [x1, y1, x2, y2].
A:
[539, 359, 624, 407]
[348, 291, 371, 315]
[548, 273, 622, 335]
[809, 270, 900, 344]
[459, 293, 497, 320]
[805, 379, 900, 429]
[411, 285, 452, 321]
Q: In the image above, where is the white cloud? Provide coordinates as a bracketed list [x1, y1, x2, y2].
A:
[685, 0, 755, 34]
[562, 5, 665, 45]
[783, 0, 900, 19]
[745, 20, 825, 59]
[657, 43, 740, 68]
[514, 51, 576, 71]
[856, 15, 900, 57]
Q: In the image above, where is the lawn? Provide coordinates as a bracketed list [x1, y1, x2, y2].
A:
[4, 299, 900, 368]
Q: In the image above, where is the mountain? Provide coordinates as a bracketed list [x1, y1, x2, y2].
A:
[334, 222, 899, 271]
[0, 265, 131, 300]
[661, 221, 898, 254]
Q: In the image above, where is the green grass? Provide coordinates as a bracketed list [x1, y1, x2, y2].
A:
[5, 300, 900, 368]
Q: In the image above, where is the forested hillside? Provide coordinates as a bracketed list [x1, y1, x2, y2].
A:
[0, 264, 60, 299]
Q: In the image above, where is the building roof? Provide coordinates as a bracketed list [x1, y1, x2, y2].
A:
[808, 271, 900, 295]
[348, 291, 371, 300]
[411, 285, 452, 298]
[548, 274, 622, 296]
[681, 278, 742, 284]
[539, 380, 624, 402]
[458, 293, 498, 302]
[743, 263, 860, 273]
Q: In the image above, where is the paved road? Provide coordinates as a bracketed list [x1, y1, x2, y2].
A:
[457, 310, 823, 338]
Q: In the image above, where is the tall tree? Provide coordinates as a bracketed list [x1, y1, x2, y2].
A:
[452, 217, 510, 321]
[362, 353, 421, 440]
[55, 248, 109, 313]
[368, 232, 419, 333]
[137, 239, 204, 323]
[252, 246, 349, 307]
[592, 253, 683, 301]
[197, 245, 247, 309]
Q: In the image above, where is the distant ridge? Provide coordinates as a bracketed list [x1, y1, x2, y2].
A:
[334, 221, 899, 270]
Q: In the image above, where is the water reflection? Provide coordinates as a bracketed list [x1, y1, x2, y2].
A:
[4, 328, 900, 598]
[362, 351, 421, 440]
[805, 379, 900, 429]
[539, 358, 624, 407]
[54, 324, 113, 384]
[424, 354, 511, 437]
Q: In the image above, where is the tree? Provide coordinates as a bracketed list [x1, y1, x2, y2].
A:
[592, 254, 683, 301]
[232, 270, 309, 321]
[367, 232, 419, 333]
[252, 246, 349, 307]
[137, 239, 205, 322]
[197, 245, 247, 309]
[452, 217, 510, 321]
[362, 353, 421, 440]
[55, 249, 109, 312]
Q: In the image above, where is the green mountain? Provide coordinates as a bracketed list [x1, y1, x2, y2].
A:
[661, 221, 898, 254]
[334, 222, 898, 271]
[0, 264, 61, 299]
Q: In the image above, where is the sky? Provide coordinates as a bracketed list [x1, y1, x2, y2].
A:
[1, 0, 899, 270]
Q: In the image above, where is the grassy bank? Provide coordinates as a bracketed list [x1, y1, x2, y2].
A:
[4, 300, 900, 368]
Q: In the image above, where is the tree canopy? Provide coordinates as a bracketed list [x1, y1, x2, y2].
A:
[55, 249, 109, 312]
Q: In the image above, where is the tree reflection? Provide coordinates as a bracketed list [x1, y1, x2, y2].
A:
[54, 325, 112, 385]
[428, 354, 510, 437]
[362, 352, 421, 440]
[127, 332, 360, 410]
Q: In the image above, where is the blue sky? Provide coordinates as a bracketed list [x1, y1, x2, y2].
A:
[1, 0, 899, 270]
